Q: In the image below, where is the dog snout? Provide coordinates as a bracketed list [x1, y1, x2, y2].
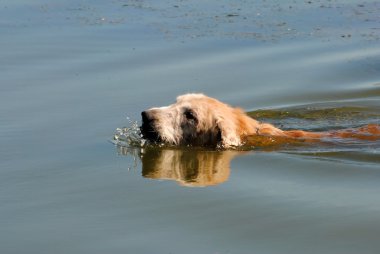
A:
[141, 111, 149, 123]
[141, 110, 160, 141]
[141, 110, 154, 123]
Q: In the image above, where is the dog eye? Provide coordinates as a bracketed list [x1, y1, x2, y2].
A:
[184, 110, 196, 121]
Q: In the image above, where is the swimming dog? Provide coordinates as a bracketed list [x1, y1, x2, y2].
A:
[140, 93, 380, 148]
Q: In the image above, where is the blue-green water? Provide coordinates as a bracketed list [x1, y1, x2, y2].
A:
[1, 1, 380, 253]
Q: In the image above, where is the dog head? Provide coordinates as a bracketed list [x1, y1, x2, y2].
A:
[140, 93, 249, 147]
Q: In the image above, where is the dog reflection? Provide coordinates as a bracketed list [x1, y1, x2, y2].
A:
[140, 148, 240, 187]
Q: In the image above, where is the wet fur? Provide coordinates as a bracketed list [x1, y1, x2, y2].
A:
[141, 93, 380, 148]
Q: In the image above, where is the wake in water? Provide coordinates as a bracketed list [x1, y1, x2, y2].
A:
[245, 102, 380, 164]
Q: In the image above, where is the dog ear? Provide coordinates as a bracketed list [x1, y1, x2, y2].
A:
[216, 116, 242, 148]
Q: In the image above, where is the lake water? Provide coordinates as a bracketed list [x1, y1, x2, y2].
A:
[1, 1, 380, 254]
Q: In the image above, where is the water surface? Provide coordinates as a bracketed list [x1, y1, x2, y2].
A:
[1, 1, 380, 254]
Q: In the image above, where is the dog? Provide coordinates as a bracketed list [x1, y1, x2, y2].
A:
[140, 93, 380, 148]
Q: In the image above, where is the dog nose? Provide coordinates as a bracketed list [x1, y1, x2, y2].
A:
[141, 111, 151, 123]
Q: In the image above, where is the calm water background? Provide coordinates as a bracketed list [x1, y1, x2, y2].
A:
[1, 1, 380, 253]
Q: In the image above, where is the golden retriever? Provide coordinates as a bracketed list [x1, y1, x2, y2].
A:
[140, 93, 380, 148]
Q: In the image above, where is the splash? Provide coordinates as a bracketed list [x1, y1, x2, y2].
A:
[113, 117, 184, 149]
[113, 117, 145, 147]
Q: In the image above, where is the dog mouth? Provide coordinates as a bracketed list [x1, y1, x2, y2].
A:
[140, 123, 160, 142]
[140, 112, 161, 142]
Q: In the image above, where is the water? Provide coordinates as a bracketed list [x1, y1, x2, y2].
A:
[1, 1, 380, 253]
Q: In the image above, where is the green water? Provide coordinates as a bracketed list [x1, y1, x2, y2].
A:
[1, 1, 380, 254]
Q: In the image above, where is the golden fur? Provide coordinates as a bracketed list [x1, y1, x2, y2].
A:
[140, 93, 380, 148]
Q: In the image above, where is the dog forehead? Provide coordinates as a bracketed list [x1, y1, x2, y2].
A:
[174, 100, 206, 112]
[176, 93, 206, 102]
[175, 93, 221, 107]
